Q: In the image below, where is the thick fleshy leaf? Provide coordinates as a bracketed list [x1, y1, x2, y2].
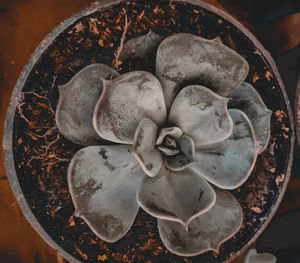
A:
[158, 188, 243, 256]
[119, 30, 163, 66]
[157, 145, 179, 156]
[156, 33, 249, 109]
[228, 82, 272, 153]
[137, 166, 216, 228]
[131, 118, 163, 177]
[68, 145, 145, 242]
[168, 85, 233, 147]
[156, 127, 182, 145]
[93, 71, 167, 144]
[166, 135, 195, 171]
[244, 249, 277, 263]
[56, 64, 119, 145]
[191, 109, 258, 190]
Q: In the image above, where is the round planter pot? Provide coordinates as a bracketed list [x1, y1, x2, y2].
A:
[3, 0, 294, 262]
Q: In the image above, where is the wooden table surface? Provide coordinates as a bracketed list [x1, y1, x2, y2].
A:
[0, 1, 299, 262]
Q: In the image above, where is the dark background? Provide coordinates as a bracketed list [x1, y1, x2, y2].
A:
[0, 0, 299, 262]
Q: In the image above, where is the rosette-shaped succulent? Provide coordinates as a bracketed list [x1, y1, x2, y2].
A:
[56, 33, 271, 256]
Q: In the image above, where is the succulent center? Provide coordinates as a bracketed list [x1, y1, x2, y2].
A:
[157, 135, 180, 156]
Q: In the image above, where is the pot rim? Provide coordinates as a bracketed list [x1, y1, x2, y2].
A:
[2, 1, 295, 262]
[295, 75, 300, 147]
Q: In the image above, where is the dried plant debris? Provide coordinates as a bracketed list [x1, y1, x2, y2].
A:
[12, 0, 292, 262]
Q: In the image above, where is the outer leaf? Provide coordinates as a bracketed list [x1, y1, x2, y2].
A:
[68, 145, 145, 242]
[56, 63, 119, 145]
[158, 189, 243, 256]
[156, 33, 249, 109]
[244, 249, 277, 263]
[228, 82, 272, 153]
[119, 30, 163, 69]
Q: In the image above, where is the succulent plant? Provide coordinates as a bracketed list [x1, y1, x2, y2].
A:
[55, 33, 271, 256]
